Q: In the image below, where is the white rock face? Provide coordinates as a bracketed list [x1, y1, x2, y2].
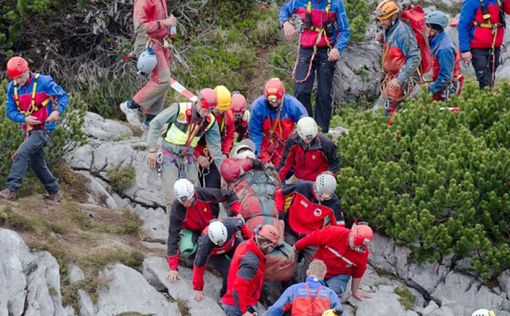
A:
[142, 256, 226, 316]
[95, 263, 179, 316]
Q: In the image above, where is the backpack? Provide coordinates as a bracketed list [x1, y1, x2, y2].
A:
[400, 5, 433, 76]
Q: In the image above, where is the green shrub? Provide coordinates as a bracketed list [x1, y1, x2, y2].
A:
[345, 0, 371, 42]
[107, 165, 136, 193]
[334, 81, 510, 278]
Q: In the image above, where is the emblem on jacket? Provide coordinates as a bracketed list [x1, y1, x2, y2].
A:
[314, 208, 322, 217]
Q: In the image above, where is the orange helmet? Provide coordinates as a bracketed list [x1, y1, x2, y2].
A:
[7, 56, 29, 79]
[197, 88, 218, 110]
[350, 224, 373, 248]
[231, 93, 248, 114]
[264, 78, 285, 103]
[257, 224, 280, 246]
[375, 0, 400, 21]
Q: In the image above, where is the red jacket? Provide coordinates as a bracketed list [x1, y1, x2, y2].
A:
[278, 133, 339, 181]
[222, 238, 266, 313]
[295, 226, 369, 279]
[133, 0, 169, 41]
[166, 188, 241, 270]
[192, 217, 253, 291]
[275, 181, 344, 235]
[195, 110, 235, 157]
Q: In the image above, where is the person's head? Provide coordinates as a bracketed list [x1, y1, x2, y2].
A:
[264, 78, 285, 109]
[7, 56, 30, 85]
[425, 10, 448, 38]
[297, 116, 319, 144]
[196, 88, 217, 118]
[231, 92, 248, 120]
[306, 259, 327, 280]
[314, 173, 337, 201]
[255, 224, 280, 254]
[213, 85, 232, 115]
[348, 224, 373, 253]
[472, 309, 496, 316]
[375, 0, 400, 30]
[208, 220, 228, 246]
[173, 178, 195, 207]
[230, 139, 256, 159]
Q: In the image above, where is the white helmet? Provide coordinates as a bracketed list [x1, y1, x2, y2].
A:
[137, 47, 157, 75]
[174, 178, 195, 202]
[208, 221, 228, 246]
[230, 139, 256, 159]
[472, 309, 495, 316]
[297, 117, 318, 142]
[314, 173, 337, 200]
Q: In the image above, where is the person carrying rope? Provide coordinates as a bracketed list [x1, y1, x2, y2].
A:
[279, 0, 350, 133]
[458, 0, 510, 89]
[146, 88, 223, 211]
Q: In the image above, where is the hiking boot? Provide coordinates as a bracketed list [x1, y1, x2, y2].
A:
[0, 188, 16, 200]
[44, 191, 61, 202]
[120, 101, 142, 128]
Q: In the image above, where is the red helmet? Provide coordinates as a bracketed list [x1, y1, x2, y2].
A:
[231, 93, 248, 114]
[197, 88, 218, 110]
[264, 78, 285, 103]
[7, 56, 29, 79]
[350, 224, 373, 247]
[257, 224, 280, 246]
[220, 159, 244, 183]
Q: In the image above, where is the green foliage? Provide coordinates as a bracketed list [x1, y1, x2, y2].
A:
[0, 206, 49, 234]
[345, 0, 371, 42]
[334, 82, 510, 277]
[0, 80, 87, 187]
[107, 165, 136, 193]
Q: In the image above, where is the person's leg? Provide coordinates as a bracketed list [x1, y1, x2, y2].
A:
[209, 255, 231, 296]
[204, 161, 221, 189]
[488, 47, 501, 89]
[315, 48, 336, 133]
[29, 130, 59, 194]
[6, 130, 48, 192]
[133, 45, 171, 115]
[326, 274, 352, 295]
[471, 48, 491, 90]
[294, 47, 316, 117]
[221, 304, 243, 316]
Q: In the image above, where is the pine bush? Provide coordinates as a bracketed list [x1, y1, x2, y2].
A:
[334, 81, 510, 277]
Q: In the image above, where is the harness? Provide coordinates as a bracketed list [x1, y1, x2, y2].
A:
[472, 0, 505, 87]
[14, 74, 52, 132]
[304, 283, 322, 316]
[266, 105, 285, 160]
[292, 0, 333, 83]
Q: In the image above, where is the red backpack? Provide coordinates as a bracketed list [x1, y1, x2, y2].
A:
[400, 5, 433, 76]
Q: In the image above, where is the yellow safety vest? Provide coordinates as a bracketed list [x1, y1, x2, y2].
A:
[164, 102, 216, 148]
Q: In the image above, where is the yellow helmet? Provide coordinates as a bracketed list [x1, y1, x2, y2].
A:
[375, 0, 400, 21]
[322, 307, 343, 316]
[214, 85, 232, 111]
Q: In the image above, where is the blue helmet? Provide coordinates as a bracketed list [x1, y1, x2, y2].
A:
[425, 11, 449, 30]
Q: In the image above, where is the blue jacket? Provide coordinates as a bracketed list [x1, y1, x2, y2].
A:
[458, 0, 509, 52]
[248, 94, 308, 156]
[279, 0, 350, 52]
[429, 32, 455, 94]
[263, 277, 344, 316]
[383, 19, 421, 84]
[6, 73, 69, 131]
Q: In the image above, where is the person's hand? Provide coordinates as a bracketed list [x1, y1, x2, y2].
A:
[352, 289, 372, 301]
[387, 78, 401, 90]
[283, 21, 297, 41]
[161, 16, 177, 27]
[375, 31, 383, 43]
[461, 51, 472, 64]
[197, 155, 210, 169]
[147, 151, 158, 169]
[242, 312, 254, 316]
[242, 110, 250, 122]
[328, 48, 341, 62]
[46, 111, 60, 123]
[194, 290, 206, 302]
[24, 115, 42, 125]
[167, 270, 180, 282]
[222, 154, 228, 160]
